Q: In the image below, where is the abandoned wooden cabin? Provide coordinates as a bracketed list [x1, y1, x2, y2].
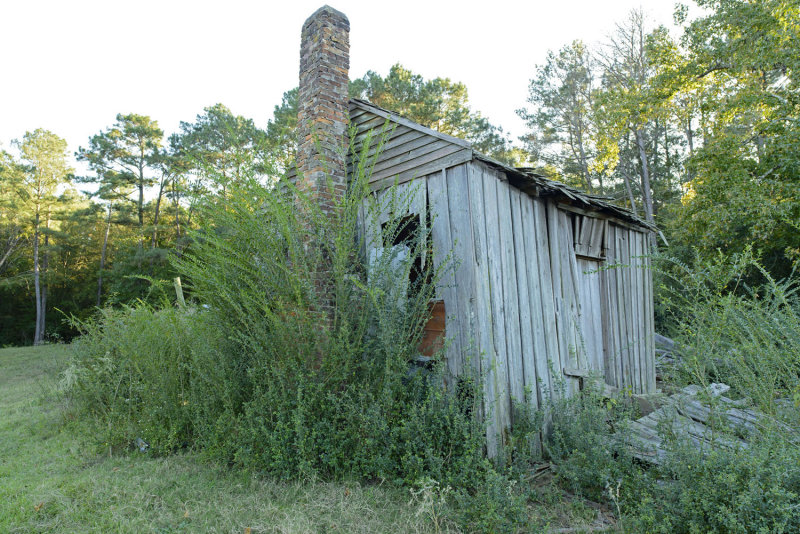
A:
[292, 5, 657, 455]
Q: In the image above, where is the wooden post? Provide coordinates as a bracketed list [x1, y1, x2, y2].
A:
[174, 277, 186, 309]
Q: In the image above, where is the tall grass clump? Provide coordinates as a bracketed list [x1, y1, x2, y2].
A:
[65, 304, 219, 454]
[169, 135, 487, 483]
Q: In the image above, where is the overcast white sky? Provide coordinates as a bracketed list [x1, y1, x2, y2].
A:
[0, 0, 681, 168]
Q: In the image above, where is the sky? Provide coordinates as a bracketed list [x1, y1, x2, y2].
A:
[0, 0, 682, 170]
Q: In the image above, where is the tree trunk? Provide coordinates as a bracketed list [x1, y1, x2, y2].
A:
[173, 176, 182, 258]
[620, 134, 639, 217]
[685, 117, 694, 183]
[151, 174, 167, 250]
[174, 192, 181, 241]
[635, 128, 658, 250]
[653, 119, 659, 173]
[620, 165, 639, 217]
[97, 204, 112, 307]
[39, 210, 51, 342]
[567, 120, 594, 193]
[137, 158, 145, 267]
[576, 131, 593, 193]
[33, 208, 43, 345]
[635, 128, 655, 224]
[186, 204, 194, 231]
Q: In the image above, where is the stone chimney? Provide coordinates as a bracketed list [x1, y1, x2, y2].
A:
[296, 5, 350, 213]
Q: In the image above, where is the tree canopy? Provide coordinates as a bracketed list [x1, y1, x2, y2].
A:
[1, 0, 798, 344]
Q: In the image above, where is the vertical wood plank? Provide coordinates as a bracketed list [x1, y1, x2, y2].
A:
[626, 230, 638, 392]
[578, 216, 592, 256]
[482, 167, 513, 439]
[600, 254, 616, 387]
[628, 231, 643, 393]
[538, 200, 563, 399]
[558, 210, 585, 378]
[643, 232, 653, 393]
[446, 165, 477, 381]
[546, 201, 579, 396]
[507, 188, 531, 411]
[546, 200, 566, 396]
[498, 182, 525, 411]
[644, 241, 657, 392]
[618, 228, 634, 391]
[634, 231, 648, 393]
[611, 226, 624, 389]
[588, 218, 605, 257]
[467, 163, 499, 457]
[577, 258, 604, 373]
[427, 170, 463, 378]
[576, 258, 590, 368]
[633, 231, 645, 393]
[604, 225, 617, 387]
[526, 198, 553, 405]
[639, 232, 648, 392]
[609, 225, 624, 389]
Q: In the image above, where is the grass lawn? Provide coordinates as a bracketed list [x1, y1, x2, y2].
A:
[0, 344, 610, 533]
[0, 344, 450, 533]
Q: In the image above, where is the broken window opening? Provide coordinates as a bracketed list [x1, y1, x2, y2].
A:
[570, 213, 608, 261]
[380, 212, 432, 291]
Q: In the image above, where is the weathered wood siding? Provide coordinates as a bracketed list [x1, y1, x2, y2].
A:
[359, 144, 655, 455]
[600, 223, 656, 393]
[348, 101, 472, 190]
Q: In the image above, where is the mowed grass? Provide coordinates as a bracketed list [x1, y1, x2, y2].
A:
[0, 345, 451, 533]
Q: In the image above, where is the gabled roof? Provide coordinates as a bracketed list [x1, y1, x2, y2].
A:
[289, 98, 653, 230]
[350, 98, 472, 151]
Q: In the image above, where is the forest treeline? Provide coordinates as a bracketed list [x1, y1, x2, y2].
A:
[1, 0, 798, 346]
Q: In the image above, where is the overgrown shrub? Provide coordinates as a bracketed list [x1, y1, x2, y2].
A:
[165, 138, 489, 482]
[65, 304, 218, 454]
[525, 252, 800, 531]
[636, 250, 800, 531]
[543, 385, 646, 503]
[645, 429, 800, 533]
[656, 249, 800, 415]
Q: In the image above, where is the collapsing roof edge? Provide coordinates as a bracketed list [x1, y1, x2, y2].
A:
[476, 155, 656, 231]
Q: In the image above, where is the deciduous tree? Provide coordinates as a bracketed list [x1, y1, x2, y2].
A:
[518, 41, 601, 192]
[16, 130, 72, 344]
[668, 0, 800, 275]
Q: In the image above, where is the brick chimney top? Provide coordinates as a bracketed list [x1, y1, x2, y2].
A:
[305, 5, 349, 26]
[296, 5, 350, 214]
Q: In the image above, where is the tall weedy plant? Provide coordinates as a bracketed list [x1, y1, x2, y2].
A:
[170, 127, 487, 481]
[655, 249, 800, 418]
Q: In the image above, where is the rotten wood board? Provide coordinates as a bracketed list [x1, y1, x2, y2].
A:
[627, 384, 798, 465]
